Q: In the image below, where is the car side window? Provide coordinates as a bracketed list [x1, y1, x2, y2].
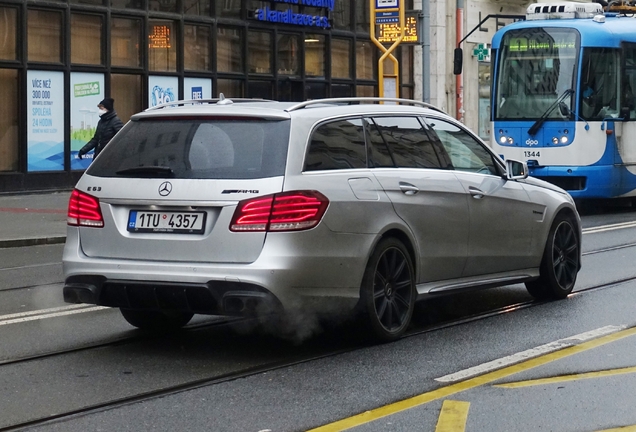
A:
[363, 117, 395, 168]
[304, 118, 367, 171]
[425, 117, 499, 175]
[370, 116, 443, 169]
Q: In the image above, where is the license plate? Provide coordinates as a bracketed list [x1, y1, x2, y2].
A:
[127, 210, 206, 234]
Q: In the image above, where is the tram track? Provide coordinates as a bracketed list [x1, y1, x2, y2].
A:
[3, 272, 636, 432]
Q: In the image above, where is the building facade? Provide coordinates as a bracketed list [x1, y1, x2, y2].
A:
[0, 0, 415, 193]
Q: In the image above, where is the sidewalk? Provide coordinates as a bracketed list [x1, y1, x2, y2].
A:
[0, 191, 71, 248]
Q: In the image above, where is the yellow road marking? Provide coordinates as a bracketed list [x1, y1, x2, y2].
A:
[596, 426, 636, 432]
[308, 326, 636, 432]
[435, 400, 470, 432]
[495, 365, 636, 388]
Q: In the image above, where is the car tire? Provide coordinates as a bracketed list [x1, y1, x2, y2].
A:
[119, 308, 194, 331]
[525, 214, 580, 300]
[360, 237, 416, 342]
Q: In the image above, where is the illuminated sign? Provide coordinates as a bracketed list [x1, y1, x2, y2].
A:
[252, 0, 334, 28]
[149, 25, 172, 49]
[377, 13, 419, 44]
[508, 37, 576, 52]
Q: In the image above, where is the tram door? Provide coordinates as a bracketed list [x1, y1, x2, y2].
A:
[618, 43, 636, 165]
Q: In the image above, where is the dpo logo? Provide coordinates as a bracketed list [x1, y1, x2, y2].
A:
[526, 139, 539, 146]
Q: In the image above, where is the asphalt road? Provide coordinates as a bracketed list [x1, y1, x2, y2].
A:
[1, 206, 636, 432]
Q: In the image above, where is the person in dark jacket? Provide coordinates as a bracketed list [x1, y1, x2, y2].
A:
[78, 98, 124, 159]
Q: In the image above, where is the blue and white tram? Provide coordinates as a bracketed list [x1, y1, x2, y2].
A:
[491, 2, 636, 199]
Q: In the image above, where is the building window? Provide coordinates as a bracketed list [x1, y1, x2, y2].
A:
[217, 78, 244, 97]
[111, 0, 145, 10]
[71, 14, 103, 65]
[332, 39, 351, 79]
[112, 17, 141, 68]
[305, 34, 325, 78]
[70, 0, 104, 6]
[248, 80, 273, 99]
[0, 69, 18, 172]
[248, 30, 271, 74]
[355, 0, 370, 33]
[111, 74, 142, 123]
[0, 8, 17, 61]
[332, 1, 351, 30]
[217, 0, 241, 18]
[148, 20, 177, 72]
[148, 0, 177, 13]
[357, 85, 376, 97]
[217, 27, 243, 73]
[184, 0, 210, 16]
[277, 34, 299, 76]
[184, 25, 210, 71]
[356, 41, 374, 80]
[28, 10, 62, 63]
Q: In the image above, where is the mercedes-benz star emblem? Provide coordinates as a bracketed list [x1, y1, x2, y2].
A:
[158, 181, 172, 197]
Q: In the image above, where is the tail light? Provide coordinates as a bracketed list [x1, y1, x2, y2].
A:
[230, 191, 329, 232]
[67, 189, 104, 228]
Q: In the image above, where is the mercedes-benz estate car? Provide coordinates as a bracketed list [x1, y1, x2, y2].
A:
[62, 96, 581, 341]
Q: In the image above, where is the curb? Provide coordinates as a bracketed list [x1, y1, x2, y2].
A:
[0, 236, 66, 249]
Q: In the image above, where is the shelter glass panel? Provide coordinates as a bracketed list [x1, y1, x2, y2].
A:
[184, 0, 210, 16]
[217, 0, 241, 18]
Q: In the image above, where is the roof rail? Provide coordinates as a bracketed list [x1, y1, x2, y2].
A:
[286, 97, 445, 113]
[145, 97, 274, 111]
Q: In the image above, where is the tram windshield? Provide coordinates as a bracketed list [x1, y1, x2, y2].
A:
[495, 28, 579, 120]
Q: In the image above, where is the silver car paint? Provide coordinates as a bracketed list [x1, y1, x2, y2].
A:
[63, 100, 581, 313]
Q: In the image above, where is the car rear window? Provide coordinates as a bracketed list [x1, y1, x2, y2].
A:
[86, 118, 290, 179]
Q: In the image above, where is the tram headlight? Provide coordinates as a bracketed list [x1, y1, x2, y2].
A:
[560, 136, 569, 144]
[552, 137, 559, 144]
[507, 137, 514, 144]
[499, 136, 507, 144]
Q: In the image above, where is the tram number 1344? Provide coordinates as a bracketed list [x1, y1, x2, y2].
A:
[524, 151, 541, 158]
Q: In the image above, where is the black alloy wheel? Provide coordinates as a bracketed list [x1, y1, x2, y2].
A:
[361, 238, 416, 342]
[526, 214, 580, 300]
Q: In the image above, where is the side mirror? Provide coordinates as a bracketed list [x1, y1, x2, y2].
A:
[506, 159, 529, 180]
[453, 48, 463, 75]
[558, 102, 571, 118]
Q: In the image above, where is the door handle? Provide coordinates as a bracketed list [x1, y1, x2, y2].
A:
[469, 186, 485, 199]
[399, 182, 419, 195]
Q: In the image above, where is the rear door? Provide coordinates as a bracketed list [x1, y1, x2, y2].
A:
[425, 116, 539, 276]
[367, 116, 470, 283]
[77, 116, 290, 264]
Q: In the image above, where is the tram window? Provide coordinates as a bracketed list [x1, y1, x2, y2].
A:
[621, 45, 636, 120]
[580, 48, 620, 120]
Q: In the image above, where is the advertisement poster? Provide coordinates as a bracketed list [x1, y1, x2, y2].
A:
[149, 76, 178, 108]
[27, 71, 64, 172]
[184, 78, 212, 101]
[70, 73, 104, 170]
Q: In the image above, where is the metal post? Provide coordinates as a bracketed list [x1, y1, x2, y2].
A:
[421, 0, 430, 103]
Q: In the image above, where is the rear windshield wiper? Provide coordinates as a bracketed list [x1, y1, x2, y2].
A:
[528, 88, 574, 136]
[115, 166, 174, 177]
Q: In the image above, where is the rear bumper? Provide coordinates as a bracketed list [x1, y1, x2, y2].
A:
[62, 228, 371, 314]
[63, 276, 281, 316]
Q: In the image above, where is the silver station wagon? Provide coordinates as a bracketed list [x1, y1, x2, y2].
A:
[63, 97, 581, 341]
